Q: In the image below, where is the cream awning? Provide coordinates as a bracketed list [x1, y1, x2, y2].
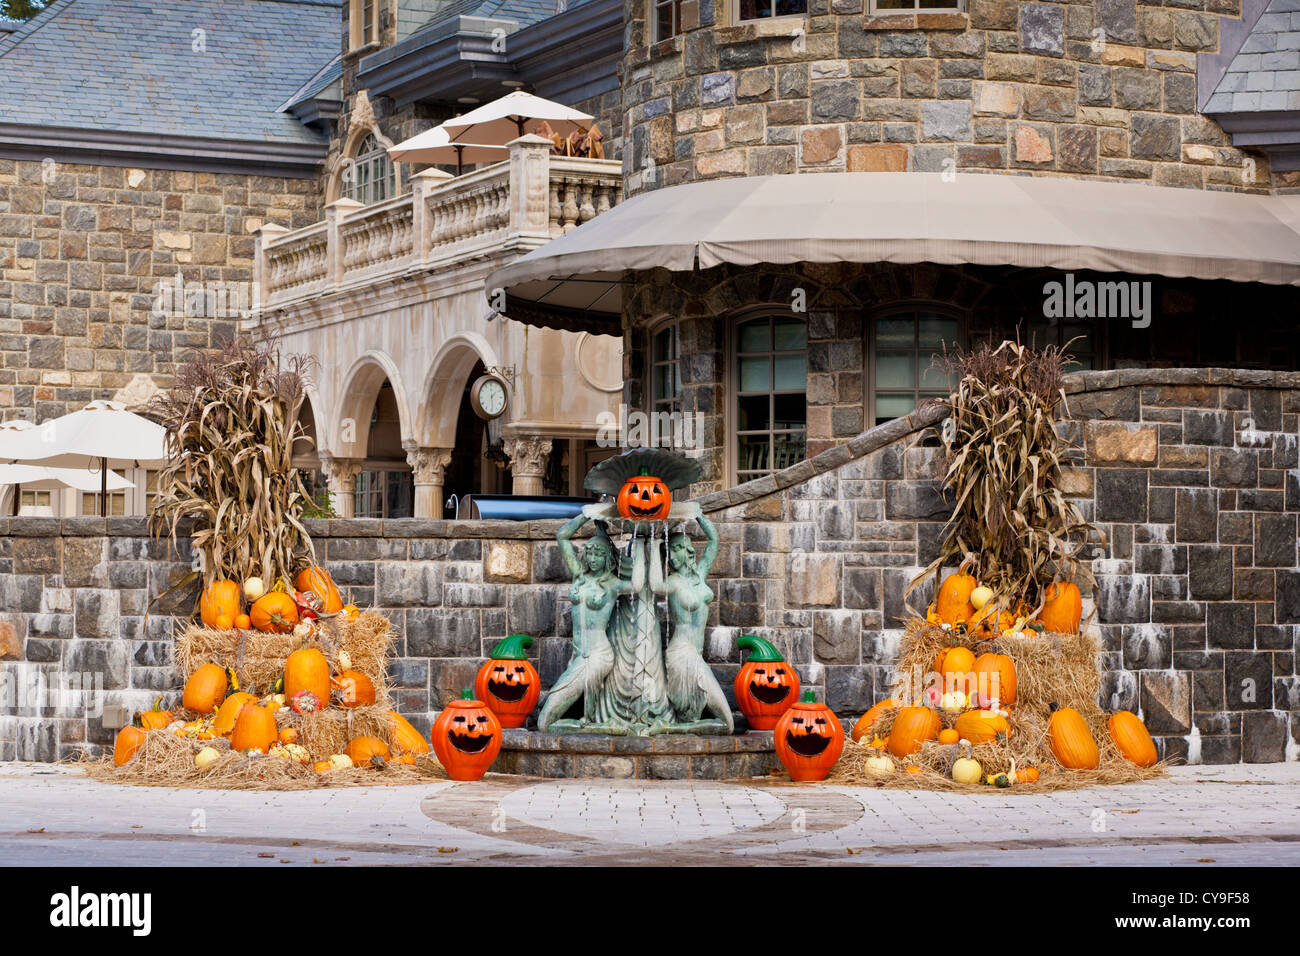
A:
[487, 172, 1300, 333]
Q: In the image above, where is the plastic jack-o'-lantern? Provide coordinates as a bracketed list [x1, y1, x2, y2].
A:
[734, 634, 800, 730]
[615, 471, 672, 521]
[474, 634, 540, 728]
[773, 691, 844, 782]
[431, 689, 503, 781]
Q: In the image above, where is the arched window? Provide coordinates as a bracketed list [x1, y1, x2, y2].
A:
[734, 314, 806, 480]
[343, 133, 395, 206]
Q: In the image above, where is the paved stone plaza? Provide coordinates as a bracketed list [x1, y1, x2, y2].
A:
[1, 763, 1297, 866]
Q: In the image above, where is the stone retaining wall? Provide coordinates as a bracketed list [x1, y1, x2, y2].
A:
[1, 369, 1296, 764]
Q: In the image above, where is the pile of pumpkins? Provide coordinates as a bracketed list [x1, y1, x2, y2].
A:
[198, 566, 359, 635]
[925, 572, 1083, 639]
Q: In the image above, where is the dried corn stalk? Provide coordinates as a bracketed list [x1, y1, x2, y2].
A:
[906, 339, 1103, 617]
[149, 338, 316, 593]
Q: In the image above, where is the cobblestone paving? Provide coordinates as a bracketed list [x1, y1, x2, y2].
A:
[1, 763, 1297, 866]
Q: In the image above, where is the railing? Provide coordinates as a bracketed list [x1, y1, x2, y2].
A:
[254, 137, 622, 311]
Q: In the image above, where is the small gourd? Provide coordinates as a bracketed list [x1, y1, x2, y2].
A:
[951, 747, 982, 785]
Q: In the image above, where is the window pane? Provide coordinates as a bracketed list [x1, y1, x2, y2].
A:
[773, 431, 805, 469]
[773, 317, 806, 351]
[737, 394, 771, 431]
[772, 393, 805, 430]
[774, 0, 805, 13]
[655, 364, 675, 402]
[739, 356, 770, 392]
[738, 434, 770, 473]
[917, 314, 958, 348]
[654, 328, 675, 362]
[875, 317, 914, 347]
[920, 359, 952, 389]
[773, 354, 806, 390]
[738, 319, 770, 354]
[875, 351, 915, 388]
[875, 394, 916, 424]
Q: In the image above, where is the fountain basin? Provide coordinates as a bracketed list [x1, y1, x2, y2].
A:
[491, 728, 780, 779]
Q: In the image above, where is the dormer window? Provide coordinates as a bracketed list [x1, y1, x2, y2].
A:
[343, 133, 395, 205]
[350, 0, 378, 50]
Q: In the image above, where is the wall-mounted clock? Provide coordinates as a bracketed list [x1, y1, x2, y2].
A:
[470, 374, 508, 420]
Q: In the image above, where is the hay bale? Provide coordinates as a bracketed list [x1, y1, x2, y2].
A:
[827, 617, 1166, 790]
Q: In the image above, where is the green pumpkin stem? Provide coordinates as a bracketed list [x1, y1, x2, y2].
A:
[461, 688, 474, 700]
[737, 634, 786, 663]
[801, 690, 817, 704]
[489, 634, 533, 660]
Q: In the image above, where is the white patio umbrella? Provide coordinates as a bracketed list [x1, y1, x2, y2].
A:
[388, 125, 508, 176]
[0, 400, 168, 516]
[0, 463, 134, 516]
[438, 90, 593, 144]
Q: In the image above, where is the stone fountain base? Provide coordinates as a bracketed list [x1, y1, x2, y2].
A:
[491, 729, 780, 780]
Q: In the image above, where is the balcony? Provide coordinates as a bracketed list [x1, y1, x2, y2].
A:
[252, 136, 622, 313]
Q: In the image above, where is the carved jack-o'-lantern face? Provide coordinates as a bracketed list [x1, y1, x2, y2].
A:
[486, 663, 531, 702]
[734, 634, 802, 730]
[616, 473, 672, 521]
[431, 691, 503, 781]
[748, 665, 796, 706]
[773, 693, 845, 782]
[473, 634, 541, 729]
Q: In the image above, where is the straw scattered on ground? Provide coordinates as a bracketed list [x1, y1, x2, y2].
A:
[827, 618, 1167, 791]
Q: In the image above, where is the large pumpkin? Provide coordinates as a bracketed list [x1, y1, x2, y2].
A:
[734, 634, 800, 730]
[972, 652, 1017, 708]
[935, 645, 976, 695]
[1039, 582, 1082, 634]
[182, 664, 228, 714]
[1108, 711, 1157, 767]
[935, 572, 978, 625]
[953, 709, 1012, 745]
[250, 592, 299, 633]
[211, 691, 258, 736]
[386, 711, 430, 755]
[113, 726, 147, 767]
[230, 702, 278, 753]
[1049, 703, 1099, 769]
[431, 690, 502, 781]
[333, 670, 376, 708]
[473, 634, 540, 728]
[346, 735, 392, 767]
[887, 705, 942, 758]
[295, 566, 343, 614]
[615, 472, 672, 521]
[773, 691, 844, 782]
[199, 579, 241, 630]
[284, 648, 331, 706]
[850, 697, 897, 743]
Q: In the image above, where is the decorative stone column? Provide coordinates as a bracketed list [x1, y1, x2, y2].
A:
[503, 435, 552, 496]
[404, 442, 453, 519]
[319, 453, 363, 519]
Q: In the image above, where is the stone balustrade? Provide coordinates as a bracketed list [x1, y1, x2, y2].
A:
[253, 138, 622, 311]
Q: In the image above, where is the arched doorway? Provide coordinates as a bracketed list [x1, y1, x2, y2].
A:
[355, 380, 414, 519]
[441, 360, 508, 513]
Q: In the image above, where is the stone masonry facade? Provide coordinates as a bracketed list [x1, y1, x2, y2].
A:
[1, 369, 1295, 764]
[0, 159, 323, 422]
[621, 0, 1285, 194]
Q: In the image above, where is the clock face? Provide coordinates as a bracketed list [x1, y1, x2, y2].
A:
[474, 376, 507, 419]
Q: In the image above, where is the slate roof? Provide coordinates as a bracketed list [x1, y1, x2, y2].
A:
[280, 52, 343, 112]
[1205, 0, 1300, 113]
[0, 0, 340, 146]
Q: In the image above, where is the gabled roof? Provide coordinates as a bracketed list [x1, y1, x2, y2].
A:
[0, 0, 340, 175]
[1204, 0, 1300, 114]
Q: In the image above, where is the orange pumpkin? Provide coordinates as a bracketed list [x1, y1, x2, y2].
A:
[182, 664, 228, 714]
[953, 709, 1012, 745]
[341, 604, 360, 622]
[211, 691, 258, 736]
[1016, 766, 1041, 784]
[972, 652, 1017, 708]
[387, 710, 430, 755]
[773, 691, 844, 782]
[249, 592, 299, 633]
[333, 669, 376, 708]
[1040, 582, 1082, 634]
[968, 605, 1017, 638]
[1108, 711, 1158, 767]
[850, 697, 897, 743]
[937, 728, 960, 745]
[234, 614, 251, 630]
[200, 579, 241, 630]
[139, 697, 172, 731]
[936, 645, 976, 694]
[346, 735, 392, 767]
[113, 726, 147, 767]
[284, 648, 330, 706]
[615, 472, 672, 521]
[887, 705, 942, 758]
[1049, 703, 1100, 769]
[735, 635, 800, 730]
[230, 702, 278, 753]
[431, 690, 502, 781]
[935, 572, 977, 625]
[295, 566, 343, 614]
[279, 727, 300, 745]
[473, 634, 540, 728]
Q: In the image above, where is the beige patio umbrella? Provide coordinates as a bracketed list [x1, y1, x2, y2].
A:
[438, 90, 592, 144]
[0, 400, 168, 516]
[388, 124, 508, 176]
[0, 463, 134, 516]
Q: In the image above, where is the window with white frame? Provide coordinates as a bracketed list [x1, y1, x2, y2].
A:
[343, 134, 395, 206]
[653, 0, 683, 40]
[735, 315, 807, 481]
[349, 0, 379, 49]
[870, 309, 961, 426]
[20, 490, 52, 512]
[735, 0, 807, 20]
[869, 0, 962, 13]
[354, 469, 413, 519]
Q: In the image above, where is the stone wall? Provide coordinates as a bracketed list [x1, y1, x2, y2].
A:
[0, 159, 323, 421]
[1, 369, 1296, 763]
[621, 0, 1271, 194]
